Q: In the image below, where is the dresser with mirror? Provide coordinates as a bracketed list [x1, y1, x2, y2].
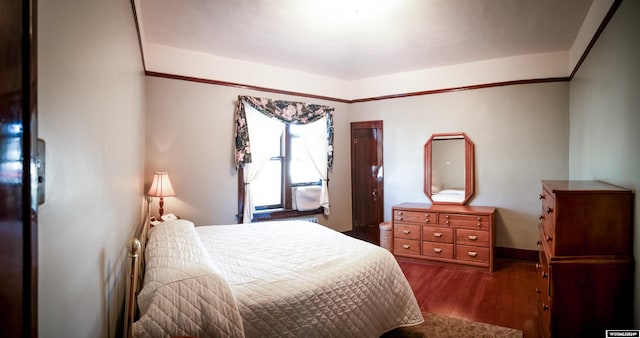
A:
[392, 132, 496, 272]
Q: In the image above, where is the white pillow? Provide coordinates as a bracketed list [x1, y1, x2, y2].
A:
[141, 218, 214, 298]
[155, 218, 195, 229]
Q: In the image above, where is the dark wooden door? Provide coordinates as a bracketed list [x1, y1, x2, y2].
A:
[0, 0, 38, 336]
[350, 121, 383, 244]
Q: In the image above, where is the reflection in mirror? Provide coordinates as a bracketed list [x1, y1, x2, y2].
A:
[424, 132, 474, 205]
[431, 137, 465, 202]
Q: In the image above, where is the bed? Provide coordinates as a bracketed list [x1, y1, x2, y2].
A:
[126, 219, 423, 338]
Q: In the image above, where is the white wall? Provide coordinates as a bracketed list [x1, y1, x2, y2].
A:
[38, 0, 146, 337]
[144, 40, 570, 102]
[146, 76, 569, 250]
[569, 0, 640, 326]
[350, 83, 570, 250]
[144, 77, 353, 232]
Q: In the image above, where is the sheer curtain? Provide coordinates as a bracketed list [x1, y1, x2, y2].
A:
[296, 116, 330, 215]
[235, 95, 334, 222]
[241, 102, 284, 223]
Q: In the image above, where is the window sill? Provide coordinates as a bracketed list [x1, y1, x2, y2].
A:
[252, 208, 323, 222]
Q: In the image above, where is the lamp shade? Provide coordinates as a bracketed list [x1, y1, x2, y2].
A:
[148, 171, 176, 197]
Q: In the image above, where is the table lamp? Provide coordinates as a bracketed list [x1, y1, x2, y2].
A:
[148, 171, 176, 217]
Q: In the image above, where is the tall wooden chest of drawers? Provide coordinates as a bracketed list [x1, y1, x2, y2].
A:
[536, 180, 634, 337]
[392, 202, 496, 272]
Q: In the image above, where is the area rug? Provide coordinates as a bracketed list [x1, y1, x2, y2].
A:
[383, 312, 523, 338]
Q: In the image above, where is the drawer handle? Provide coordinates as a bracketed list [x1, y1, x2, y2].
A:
[538, 214, 545, 220]
[536, 240, 542, 246]
[539, 194, 545, 200]
[399, 211, 404, 215]
[402, 244, 410, 249]
[547, 207, 553, 214]
[433, 248, 442, 253]
[535, 263, 541, 269]
[434, 232, 443, 238]
[467, 251, 478, 257]
[535, 288, 541, 293]
[402, 230, 411, 234]
[542, 271, 548, 278]
[546, 235, 552, 242]
[398, 216, 404, 221]
[468, 235, 478, 241]
[542, 304, 549, 311]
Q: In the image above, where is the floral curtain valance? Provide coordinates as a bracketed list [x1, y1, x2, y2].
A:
[234, 95, 335, 169]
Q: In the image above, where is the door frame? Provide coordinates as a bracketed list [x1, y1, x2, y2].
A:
[0, 0, 38, 336]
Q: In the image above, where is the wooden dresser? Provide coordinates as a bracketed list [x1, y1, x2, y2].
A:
[392, 202, 496, 272]
[536, 180, 634, 337]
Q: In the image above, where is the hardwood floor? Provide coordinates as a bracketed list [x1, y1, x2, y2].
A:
[345, 227, 539, 337]
[397, 258, 539, 337]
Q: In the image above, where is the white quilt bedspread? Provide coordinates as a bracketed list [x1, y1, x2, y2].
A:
[132, 220, 245, 338]
[133, 220, 422, 337]
[196, 221, 423, 337]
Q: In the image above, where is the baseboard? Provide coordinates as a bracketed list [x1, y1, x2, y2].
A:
[496, 246, 538, 262]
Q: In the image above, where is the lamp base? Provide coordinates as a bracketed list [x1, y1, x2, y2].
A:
[158, 197, 165, 217]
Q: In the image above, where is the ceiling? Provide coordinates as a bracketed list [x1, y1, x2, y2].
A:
[138, 0, 594, 81]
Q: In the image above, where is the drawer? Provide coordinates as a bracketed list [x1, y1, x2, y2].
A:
[393, 224, 420, 240]
[456, 229, 489, 247]
[394, 239, 420, 256]
[455, 245, 489, 264]
[539, 210, 554, 248]
[539, 187, 556, 221]
[439, 213, 490, 229]
[539, 222, 554, 256]
[536, 251, 551, 336]
[422, 242, 454, 259]
[536, 251, 550, 298]
[394, 209, 437, 224]
[422, 226, 453, 243]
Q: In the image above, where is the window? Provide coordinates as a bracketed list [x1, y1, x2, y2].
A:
[235, 96, 333, 223]
[247, 124, 322, 212]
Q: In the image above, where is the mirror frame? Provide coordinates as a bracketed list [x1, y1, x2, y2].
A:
[424, 132, 475, 205]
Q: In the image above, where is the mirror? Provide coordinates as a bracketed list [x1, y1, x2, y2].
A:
[424, 132, 474, 205]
